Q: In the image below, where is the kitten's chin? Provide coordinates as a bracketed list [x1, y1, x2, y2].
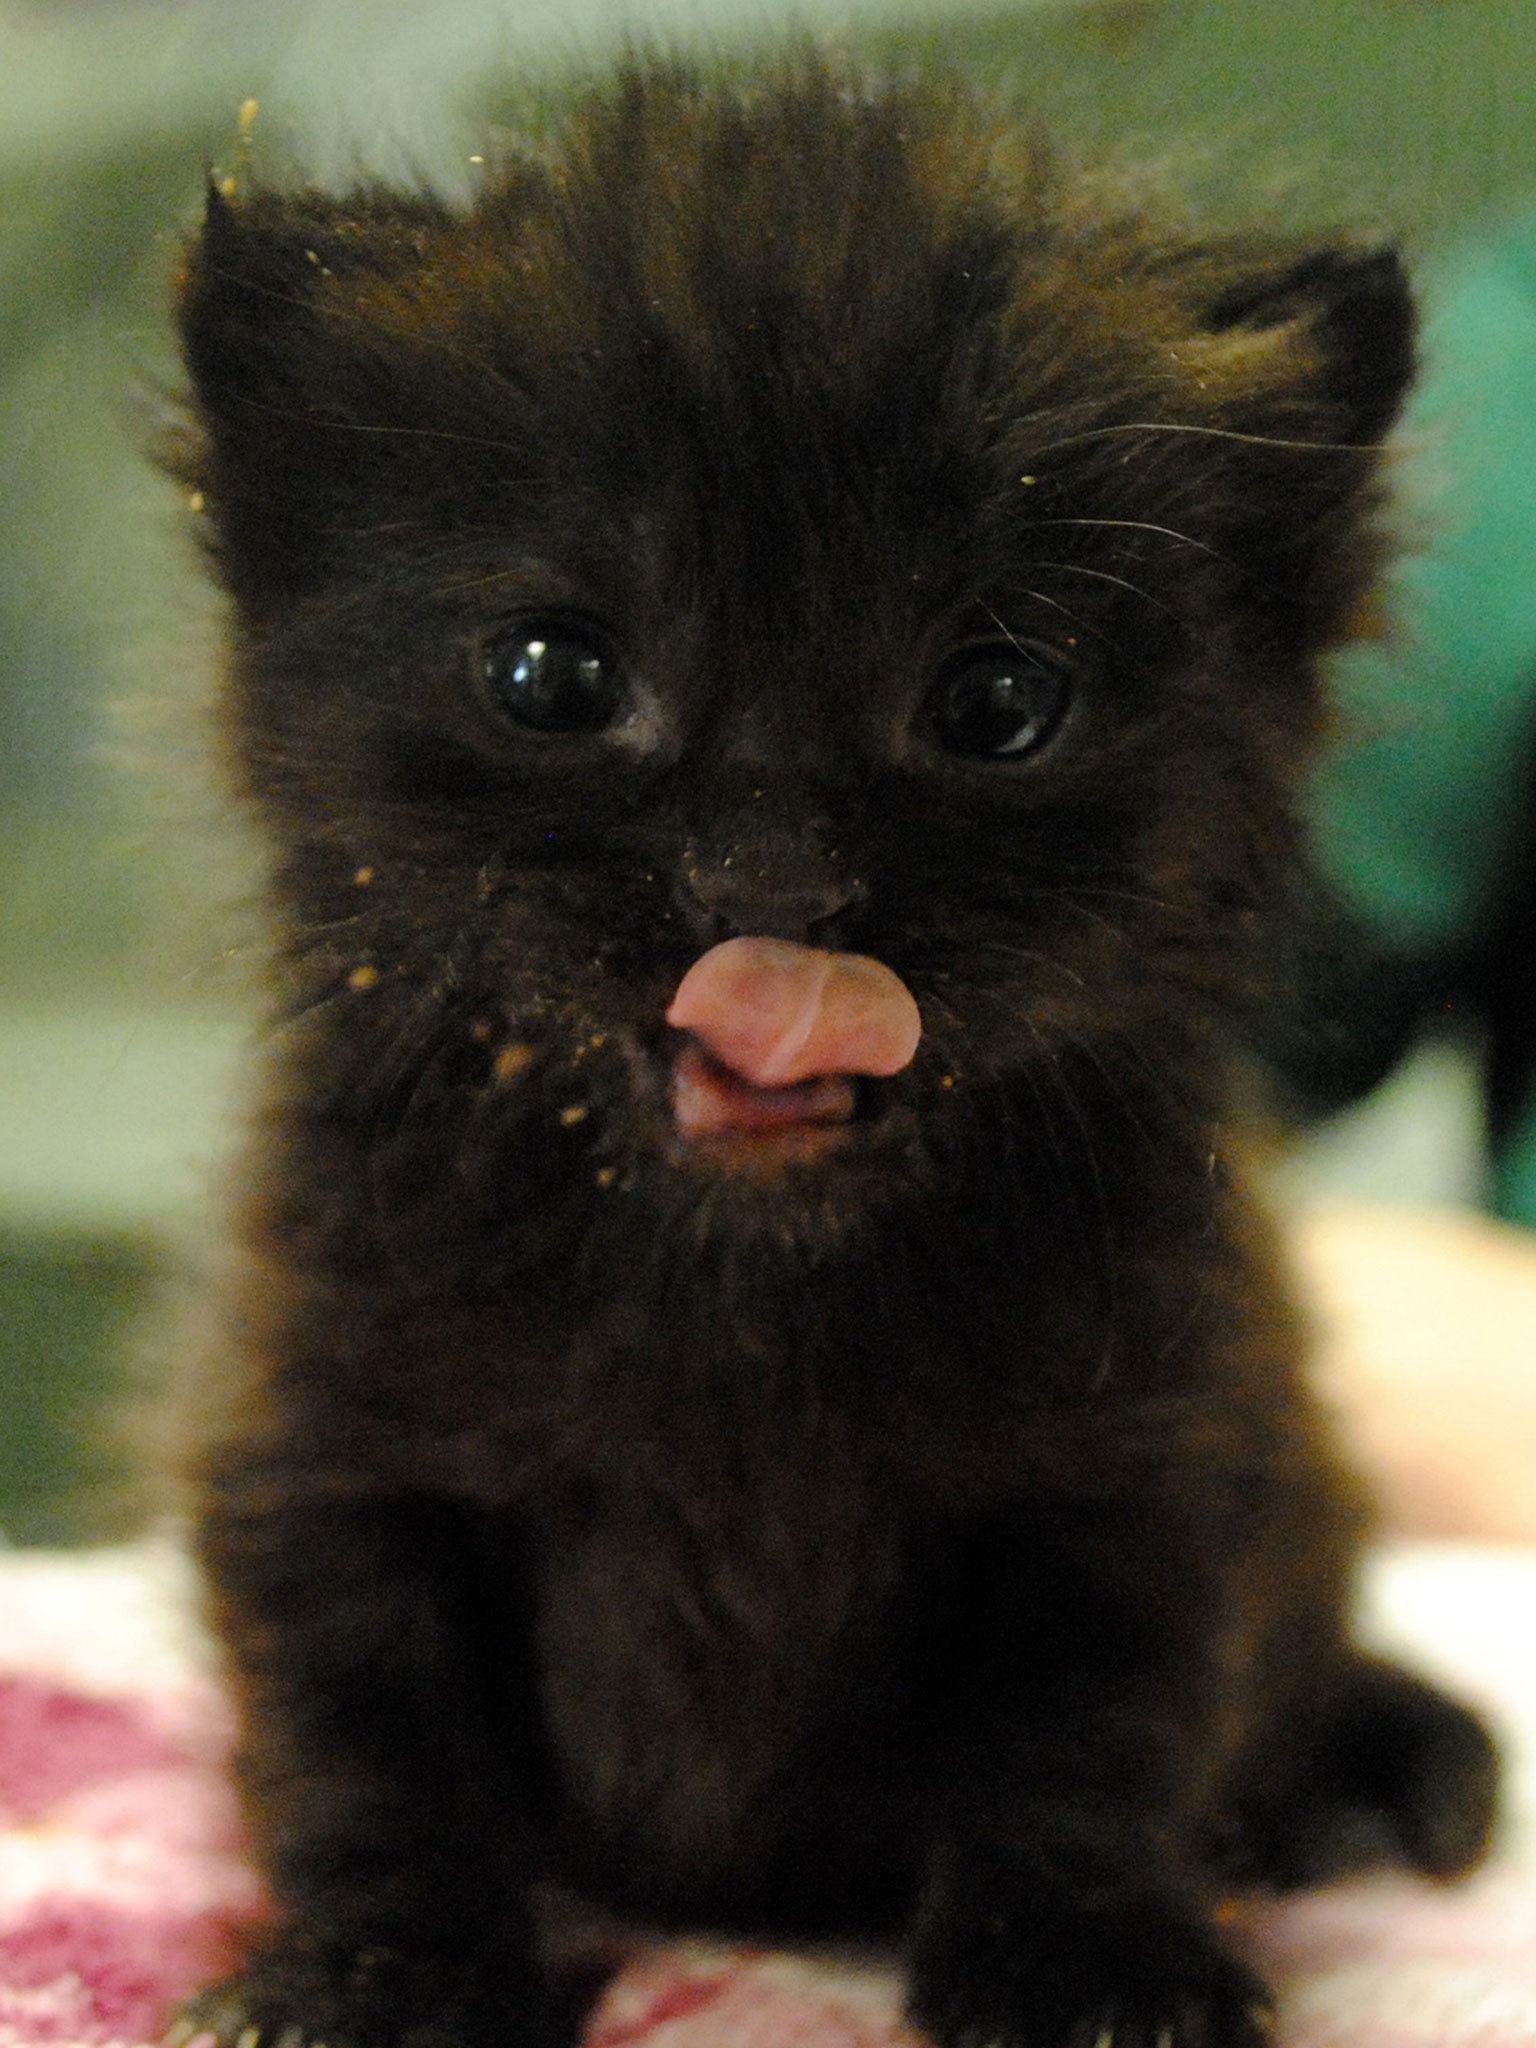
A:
[679, 1121, 861, 1175]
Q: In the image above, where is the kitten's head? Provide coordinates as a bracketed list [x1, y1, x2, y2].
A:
[171, 58, 1412, 1272]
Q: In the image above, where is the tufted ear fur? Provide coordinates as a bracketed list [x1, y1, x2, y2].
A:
[178, 177, 466, 404]
[172, 180, 467, 613]
[1123, 239, 1418, 659]
[1202, 244, 1415, 448]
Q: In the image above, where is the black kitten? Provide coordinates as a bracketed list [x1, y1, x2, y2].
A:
[166, 56, 1497, 2048]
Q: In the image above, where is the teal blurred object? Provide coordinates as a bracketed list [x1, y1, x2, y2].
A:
[1299, 203, 1536, 1228]
[1319, 213, 1536, 953]
[4, 0, 1536, 1536]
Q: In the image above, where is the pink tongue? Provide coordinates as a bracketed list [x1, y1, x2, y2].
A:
[666, 937, 921, 1141]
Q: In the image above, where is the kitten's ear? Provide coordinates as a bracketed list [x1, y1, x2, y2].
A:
[178, 174, 501, 418]
[1154, 245, 1416, 665]
[1201, 243, 1416, 446]
[172, 181, 454, 610]
[179, 179, 359, 419]
[174, 184, 355, 608]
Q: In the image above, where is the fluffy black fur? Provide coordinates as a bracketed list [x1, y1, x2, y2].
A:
[166, 56, 1497, 2048]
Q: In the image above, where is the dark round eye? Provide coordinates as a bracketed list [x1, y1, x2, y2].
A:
[928, 641, 1072, 760]
[480, 622, 624, 733]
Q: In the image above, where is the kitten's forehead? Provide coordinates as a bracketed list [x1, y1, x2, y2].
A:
[431, 82, 1205, 591]
[487, 64, 1015, 328]
[433, 173, 999, 607]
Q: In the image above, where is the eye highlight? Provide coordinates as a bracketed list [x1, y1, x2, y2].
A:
[928, 640, 1073, 760]
[479, 620, 625, 734]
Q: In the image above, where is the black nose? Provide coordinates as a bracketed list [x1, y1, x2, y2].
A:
[676, 842, 866, 946]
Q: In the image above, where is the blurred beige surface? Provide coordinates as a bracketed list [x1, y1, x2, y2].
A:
[1295, 1205, 1536, 1544]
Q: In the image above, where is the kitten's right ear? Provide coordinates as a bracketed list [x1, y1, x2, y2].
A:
[178, 179, 343, 424]
[172, 184, 343, 611]
[173, 180, 438, 609]
[179, 176, 463, 412]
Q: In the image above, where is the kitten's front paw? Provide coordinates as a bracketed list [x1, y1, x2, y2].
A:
[908, 1903, 1273, 2048]
[167, 1973, 332, 2048]
[166, 1945, 541, 2048]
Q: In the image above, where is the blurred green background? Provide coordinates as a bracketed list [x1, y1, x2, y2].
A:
[3, 0, 1533, 1540]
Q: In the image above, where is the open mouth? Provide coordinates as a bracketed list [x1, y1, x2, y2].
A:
[663, 936, 920, 1153]
[671, 1037, 860, 1141]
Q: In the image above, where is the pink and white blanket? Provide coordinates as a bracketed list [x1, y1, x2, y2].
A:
[2, 1540, 1533, 2048]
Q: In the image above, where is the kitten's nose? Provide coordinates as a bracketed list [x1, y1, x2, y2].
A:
[676, 839, 866, 946]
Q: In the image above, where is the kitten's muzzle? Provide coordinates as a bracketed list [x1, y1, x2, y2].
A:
[665, 936, 921, 1146]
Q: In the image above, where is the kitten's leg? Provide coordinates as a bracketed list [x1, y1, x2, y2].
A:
[174, 1488, 550, 2048]
[905, 1537, 1273, 2048]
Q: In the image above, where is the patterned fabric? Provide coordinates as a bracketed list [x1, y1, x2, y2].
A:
[1, 1542, 1533, 2048]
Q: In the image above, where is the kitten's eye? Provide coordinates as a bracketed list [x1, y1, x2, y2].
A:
[479, 621, 624, 733]
[928, 641, 1072, 760]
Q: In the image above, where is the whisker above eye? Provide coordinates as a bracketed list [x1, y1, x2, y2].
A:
[1024, 419, 1388, 460]
[1023, 559, 1180, 617]
[1016, 518, 1227, 563]
[987, 591, 1112, 648]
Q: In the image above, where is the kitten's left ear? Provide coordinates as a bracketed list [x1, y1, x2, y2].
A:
[1202, 244, 1416, 445]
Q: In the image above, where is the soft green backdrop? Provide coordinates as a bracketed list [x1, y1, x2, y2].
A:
[3, 0, 1532, 1537]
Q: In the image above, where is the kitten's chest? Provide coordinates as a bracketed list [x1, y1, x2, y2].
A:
[526, 1470, 914, 1909]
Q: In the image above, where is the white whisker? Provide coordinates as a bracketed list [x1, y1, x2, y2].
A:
[1026, 419, 1381, 460]
[1017, 517, 1225, 562]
